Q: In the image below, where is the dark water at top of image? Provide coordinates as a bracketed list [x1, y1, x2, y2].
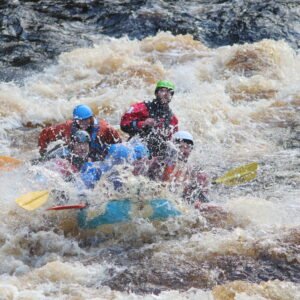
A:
[0, 0, 299, 81]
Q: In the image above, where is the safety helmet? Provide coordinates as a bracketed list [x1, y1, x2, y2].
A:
[108, 144, 131, 161]
[73, 130, 91, 143]
[156, 80, 175, 91]
[155, 80, 175, 96]
[73, 104, 93, 120]
[173, 131, 194, 145]
[132, 143, 150, 160]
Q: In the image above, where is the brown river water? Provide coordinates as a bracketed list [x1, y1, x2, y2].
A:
[0, 33, 299, 299]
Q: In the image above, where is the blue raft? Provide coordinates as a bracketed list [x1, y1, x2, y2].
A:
[77, 198, 182, 230]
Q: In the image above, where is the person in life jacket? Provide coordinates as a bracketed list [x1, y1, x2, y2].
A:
[34, 130, 92, 203]
[136, 130, 209, 206]
[80, 141, 150, 190]
[38, 104, 121, 161]
[120, 80, 179, 157]
[166, 131, 209, 206]
[37, 130, 92, 182]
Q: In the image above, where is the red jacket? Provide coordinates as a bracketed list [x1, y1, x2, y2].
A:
[120, 101, 178, 138]
[38, 118, 121, 160]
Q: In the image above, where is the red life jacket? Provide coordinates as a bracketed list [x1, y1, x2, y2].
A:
[120, 101, 178, 136]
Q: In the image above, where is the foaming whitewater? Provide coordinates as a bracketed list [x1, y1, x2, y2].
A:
[0, 32, 299, 299]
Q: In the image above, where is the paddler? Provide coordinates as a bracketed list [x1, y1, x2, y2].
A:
[134, 130, 210, 207]
[38, 104, 121, 161]
[120, 80, 179, 158]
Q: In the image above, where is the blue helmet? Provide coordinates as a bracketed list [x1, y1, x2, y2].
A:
[73, 130, 91, 143]
[132, 143, 149, 160]
[73, 104, 93, 120]
[108, 144, 131, 161]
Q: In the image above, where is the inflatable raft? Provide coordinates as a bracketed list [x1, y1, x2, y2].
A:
[77, 198, 181, 230]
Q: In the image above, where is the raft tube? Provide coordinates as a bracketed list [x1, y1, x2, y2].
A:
[77, 198, 181, 230]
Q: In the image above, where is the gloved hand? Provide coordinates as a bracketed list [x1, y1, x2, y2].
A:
[143, 118, 157, 128]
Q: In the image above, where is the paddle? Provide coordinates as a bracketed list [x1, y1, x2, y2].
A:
[212, 162, 258, 186]
[15, 190, 49, 211]
[15, 189, 87, 211]
[0, 156, 22, 171]
[47, 204, 87, 211]
[0, 146, 68, 171]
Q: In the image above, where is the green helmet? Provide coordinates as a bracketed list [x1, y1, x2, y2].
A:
[155, 80, 175, 91]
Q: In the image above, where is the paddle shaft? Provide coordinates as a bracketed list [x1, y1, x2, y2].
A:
[47, 204, 87, 211]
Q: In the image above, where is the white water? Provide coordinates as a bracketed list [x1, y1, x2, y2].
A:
[0, 32, 299, 299]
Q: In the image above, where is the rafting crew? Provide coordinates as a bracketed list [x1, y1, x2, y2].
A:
[34, 81, 209, 207]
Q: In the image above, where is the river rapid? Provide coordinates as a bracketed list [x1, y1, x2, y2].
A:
[0, 1, 299, 300]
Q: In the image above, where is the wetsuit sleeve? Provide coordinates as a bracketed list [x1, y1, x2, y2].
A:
[38, 121, 72, 156]
[169, 115, 179, 136]
[120, 102, 149, 136]
[98, 120, 122, 144]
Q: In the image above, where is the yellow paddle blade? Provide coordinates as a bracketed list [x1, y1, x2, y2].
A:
[0, 156, 22, 171]
[214, 162, 258, 186]
[16, 190, 49, 211]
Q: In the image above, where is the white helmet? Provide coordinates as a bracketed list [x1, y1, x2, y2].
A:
[173, 131, 194, 145]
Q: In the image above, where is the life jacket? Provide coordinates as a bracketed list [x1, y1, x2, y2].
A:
[71, 118, 108, 160]
[143, 101, 174, 157]
[89, 119, 108, 157]
[144, 100, 173, 133]
[162, 163, 186, 182]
